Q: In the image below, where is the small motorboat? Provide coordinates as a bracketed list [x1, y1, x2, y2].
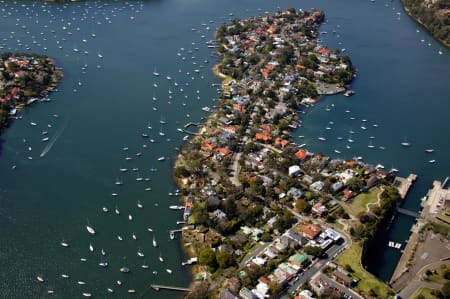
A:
[60, 240, 69, 247]
[166, 269, 172, 274]
[120, 267, 130, 273]
[77, 281, 86, 285]
[117, 235, 123, 241]
[82, 293, 92, 298]
[128, 214, 133, 221]
[61, 274, 69, 279]
[102, 206, 108, 212]
[36, 276, 45, 282]
[89, 244, 94, 252]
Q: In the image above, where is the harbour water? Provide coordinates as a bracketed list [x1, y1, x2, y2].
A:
[0, 0, 448, 297]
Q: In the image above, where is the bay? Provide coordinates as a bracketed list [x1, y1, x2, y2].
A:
[0, 0, 448, 298]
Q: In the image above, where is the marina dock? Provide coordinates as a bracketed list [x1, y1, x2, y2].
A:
[393, 173, 417, 199]
[150, 284, 191, 292]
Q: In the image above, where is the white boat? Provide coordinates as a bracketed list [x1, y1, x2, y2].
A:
[117, 280, 122, 285]
[141, 263, 149, 269]
[157, 156, 165, 161]
[128, 290, 136, 294]
[401, 137, 411, 147]
[137, 249, 144, 257]
[137, 201, 143, 209]
[107, 288, 114, 293]
[61, 274, 69, 279]
[115, 178, 123, 185]
[169, 205, 184, 210]
[86, 223, 96, 235]
[128, 214, 133, 221]
[42, 137, 49, 142]
[166, 269, 172, 274]
[77, 281, 86, 285]
[368, 141, 375, 148]
[101, 249, 106, 256]
[80, 258, 87, 262]
[429, 160, 436, 163]
[61, 240, 69, 247]
[102, 206, 108, 213]
[82, 293, 92, 298]
[153, 67, 160, 76]
[147, 227, 153, 232]
[159, 253, 164, 262]
[152, 235, 157, 247]
[334, 149, 341, 154]
[170, 231, 175, 240]
[317, 137, 326, 141]
[425, 148, 435, 153]
[36, 276, 45, 282]
[112, 193, 119, 197]
[89, 244, 94, 252]
[99, 261, 108, 267]
[120, 267, 130, 273]
[132, 233, 137, 240]
[115, 206, 120, 215]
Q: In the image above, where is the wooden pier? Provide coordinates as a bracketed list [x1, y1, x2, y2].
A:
[150, 284, 191, 292]
[184, 122, 200, 128]
[393, 173, 417, 199]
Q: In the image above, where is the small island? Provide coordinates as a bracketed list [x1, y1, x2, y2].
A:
[0, 52, 63, 129]
[170, 8, 415, 299]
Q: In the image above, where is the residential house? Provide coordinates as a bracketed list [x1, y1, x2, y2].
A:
[289, 165, 301, 176]
[311, 203, 328, 217]
[300, 224, 322, 240]
[239, 287, 257, 299]
[332, 270, 354, 287]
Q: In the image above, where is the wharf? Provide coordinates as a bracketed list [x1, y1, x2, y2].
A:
[150, 284, 191, 292]
[393, 173, 417, 199]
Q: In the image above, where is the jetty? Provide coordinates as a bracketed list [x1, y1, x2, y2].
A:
[150, 284, 191, 292]
[393, 173, 417, 199]
[184, 122, 200, 129]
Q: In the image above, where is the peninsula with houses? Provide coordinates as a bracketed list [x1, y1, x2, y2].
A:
[173, 8, 427, 299]
[0, 52, 63, 129]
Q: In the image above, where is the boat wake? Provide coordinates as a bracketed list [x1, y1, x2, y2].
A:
[40, 118, 70, 158]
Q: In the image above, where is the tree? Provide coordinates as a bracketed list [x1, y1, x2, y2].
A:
[442, 282, 450, 297]
[303, 246, 324, 258]
[199, 248, 217, 269]
[347, 177, 364, 192]
[216, 250, 235, 269]
[295, 199, 309, 213]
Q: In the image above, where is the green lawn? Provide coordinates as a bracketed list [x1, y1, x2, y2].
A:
[336, 242, 392, 298]
[411, 287, 440, 299]
[344, 188, 380, 217]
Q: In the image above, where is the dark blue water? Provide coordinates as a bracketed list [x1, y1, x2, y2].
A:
[0, 0, 448, 297]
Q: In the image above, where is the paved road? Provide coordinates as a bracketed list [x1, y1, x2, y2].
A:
[239, 241, 271, 268]
[281, 241, 347, 298]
